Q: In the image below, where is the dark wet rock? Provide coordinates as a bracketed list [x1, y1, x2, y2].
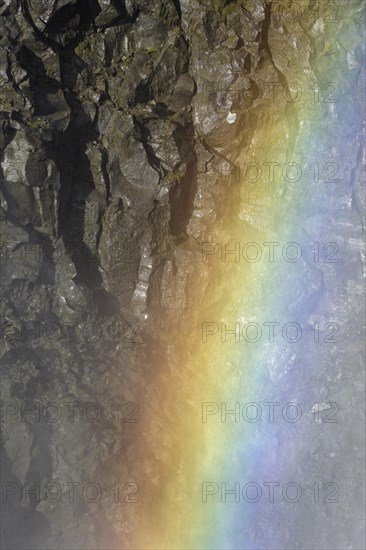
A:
[131, 14, 168, 51]
[0, 1, 364, 549]
[166, 72, 195, 111]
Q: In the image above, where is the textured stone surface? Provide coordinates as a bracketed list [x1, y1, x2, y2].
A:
[0, 1, 365, 549]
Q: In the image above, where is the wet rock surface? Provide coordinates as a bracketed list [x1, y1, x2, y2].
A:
[1, 1, 365, 549]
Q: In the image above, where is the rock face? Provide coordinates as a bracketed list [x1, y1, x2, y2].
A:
[0, 1, 365, 549]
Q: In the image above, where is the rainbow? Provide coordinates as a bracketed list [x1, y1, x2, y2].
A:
[130, 2, 365, 548]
